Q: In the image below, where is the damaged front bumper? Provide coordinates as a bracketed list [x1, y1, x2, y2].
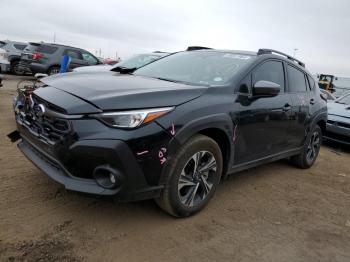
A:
[16, 133, 164, 201]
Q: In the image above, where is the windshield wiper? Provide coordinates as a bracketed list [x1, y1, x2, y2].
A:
[111, 66, 137, 74]
[155, 77, 180, 83]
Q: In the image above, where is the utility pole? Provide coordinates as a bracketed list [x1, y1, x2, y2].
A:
[53, 32, 56, 44]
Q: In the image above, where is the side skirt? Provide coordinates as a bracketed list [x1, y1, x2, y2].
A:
[228, 147, 303, 175]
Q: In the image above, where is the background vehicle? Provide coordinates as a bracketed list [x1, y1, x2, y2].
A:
[0, 40, 27, 74]
[18, 42, 101, 75]
[11, 48, 327, 217]
[318, 74, 337, 93]
[325, 93, 350, 145]
[320, 89, 336, 101]
[73, 52, 169, 73]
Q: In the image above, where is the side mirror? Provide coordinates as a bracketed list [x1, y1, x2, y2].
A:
[253, 80, 280, 96]
[335, 77, 338, 81]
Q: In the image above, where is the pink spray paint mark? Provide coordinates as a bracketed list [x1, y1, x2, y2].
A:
[158, 147, 167, 165]
[233, 125, 238, 143]
[137, 150, 149, 156]
[170, 123, 176, 136]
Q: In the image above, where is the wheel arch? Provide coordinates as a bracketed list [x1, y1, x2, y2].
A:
[165, 113, 234, 180]
[316, 119, 326, 135]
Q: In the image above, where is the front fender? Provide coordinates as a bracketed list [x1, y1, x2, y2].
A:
[157, 113, 235, 184]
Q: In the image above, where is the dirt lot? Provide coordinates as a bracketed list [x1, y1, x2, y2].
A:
[0, 75, 350, 262]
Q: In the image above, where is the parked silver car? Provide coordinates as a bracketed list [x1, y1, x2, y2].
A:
[325, 93, 350, 145]
[0, 40, 27, 74]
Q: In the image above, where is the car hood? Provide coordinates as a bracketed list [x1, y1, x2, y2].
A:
[327, 102, 350, 119]
[40, 72, 207, 112]
[73, 64, 112, 73]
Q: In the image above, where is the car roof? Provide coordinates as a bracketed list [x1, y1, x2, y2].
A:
[1, 40, 27, 45]
[28, 42, 86, 51]
[185, 48, 310, 74]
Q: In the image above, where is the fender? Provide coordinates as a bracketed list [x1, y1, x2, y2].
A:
[158, 113, 235, 184]
[310, 109, 327, 131]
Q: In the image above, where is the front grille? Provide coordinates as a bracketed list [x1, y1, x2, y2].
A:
[32, 94, 66, 114]
[16, 95, 71, 145]
[18, 60, 31, 71]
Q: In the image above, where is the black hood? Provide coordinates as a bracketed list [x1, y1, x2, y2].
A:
[40, 72, 207, 112]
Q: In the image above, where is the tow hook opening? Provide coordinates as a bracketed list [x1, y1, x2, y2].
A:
[93, 165, 124, 189]
[7, 130, 21, 143]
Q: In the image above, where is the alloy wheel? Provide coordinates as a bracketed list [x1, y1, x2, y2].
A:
[177, 151, 217, 207]
[306, 131, 320, 163]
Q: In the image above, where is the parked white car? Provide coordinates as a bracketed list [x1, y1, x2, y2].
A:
[0, 40, 27, 74]
[0, 48, 10, 73]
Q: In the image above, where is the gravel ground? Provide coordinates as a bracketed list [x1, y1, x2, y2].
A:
[0, 75, 350, 262]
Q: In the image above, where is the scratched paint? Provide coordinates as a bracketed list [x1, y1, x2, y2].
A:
[158, 147, 167, 165]
[233, 125, 238, 143]
[170, 123, 176, 136]
[136, 150, 149, 156]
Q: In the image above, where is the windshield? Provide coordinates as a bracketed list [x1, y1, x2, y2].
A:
[320, 75, 333, 82]
[115, 54, 164, 69]
[134, 51, 253, 86]
[336, 93, 350, 105]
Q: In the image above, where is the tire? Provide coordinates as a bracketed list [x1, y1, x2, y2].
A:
[291, 125, 322, 169]
[11, 61, 24, 75]
[156, 135, 223, 217]
[47, 66, 60, 75]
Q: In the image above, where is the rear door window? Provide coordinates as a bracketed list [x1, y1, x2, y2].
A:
[37, 45, 58, 54]
[252, 60, 285, 92]
[0, 41, 7, 48]
[287, 65, 307, 92]
[64, 49, 83, 60]
[14, 44, 27, 50]
[307, 75, 316, 90]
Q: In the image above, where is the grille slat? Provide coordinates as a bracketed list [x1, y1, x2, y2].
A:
[17, 95, 71, 145]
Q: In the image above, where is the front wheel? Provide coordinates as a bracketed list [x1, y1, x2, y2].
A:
[156, 135, 223, 217]
[291, 125, 322, 169]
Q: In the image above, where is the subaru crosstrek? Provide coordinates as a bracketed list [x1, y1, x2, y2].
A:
[11, 48, 327, 217]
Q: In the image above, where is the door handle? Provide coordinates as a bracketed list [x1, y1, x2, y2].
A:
[310, 99, 315, 105]
[283, 103, 292, 112]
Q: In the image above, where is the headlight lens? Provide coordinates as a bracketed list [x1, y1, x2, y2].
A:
[91, 107, 174, 128]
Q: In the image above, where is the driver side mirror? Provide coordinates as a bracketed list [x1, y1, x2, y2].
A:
[253, 80, 280, 96]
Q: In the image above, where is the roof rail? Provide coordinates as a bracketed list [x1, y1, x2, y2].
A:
[186, 46, 212, 51]
[257, 49, 305, 68]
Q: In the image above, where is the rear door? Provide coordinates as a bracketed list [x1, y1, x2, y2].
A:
[285, 64, 311, 148]
[234, 60, 293, 164]
[63, 49, 89, 69]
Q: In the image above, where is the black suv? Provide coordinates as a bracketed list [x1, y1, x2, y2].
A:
[18, 42, 101, 75]
[12, 48, 327, 217]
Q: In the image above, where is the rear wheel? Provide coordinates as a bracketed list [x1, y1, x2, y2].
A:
[291, 125, 322, 168]
[47, 66, 60, 75]
[156, 135, 223, 217]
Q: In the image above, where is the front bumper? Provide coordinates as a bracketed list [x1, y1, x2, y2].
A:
[18, 134, 164, 201]
[0, 59, 10, 73]
[324, 117, 350, 145]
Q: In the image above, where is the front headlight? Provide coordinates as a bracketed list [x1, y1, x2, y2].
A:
[91, 107, 174, 128]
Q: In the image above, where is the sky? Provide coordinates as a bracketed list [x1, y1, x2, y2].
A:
[1, 0, 350, 76]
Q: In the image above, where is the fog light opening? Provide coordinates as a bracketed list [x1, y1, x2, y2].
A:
[93, 165, 123, 189]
